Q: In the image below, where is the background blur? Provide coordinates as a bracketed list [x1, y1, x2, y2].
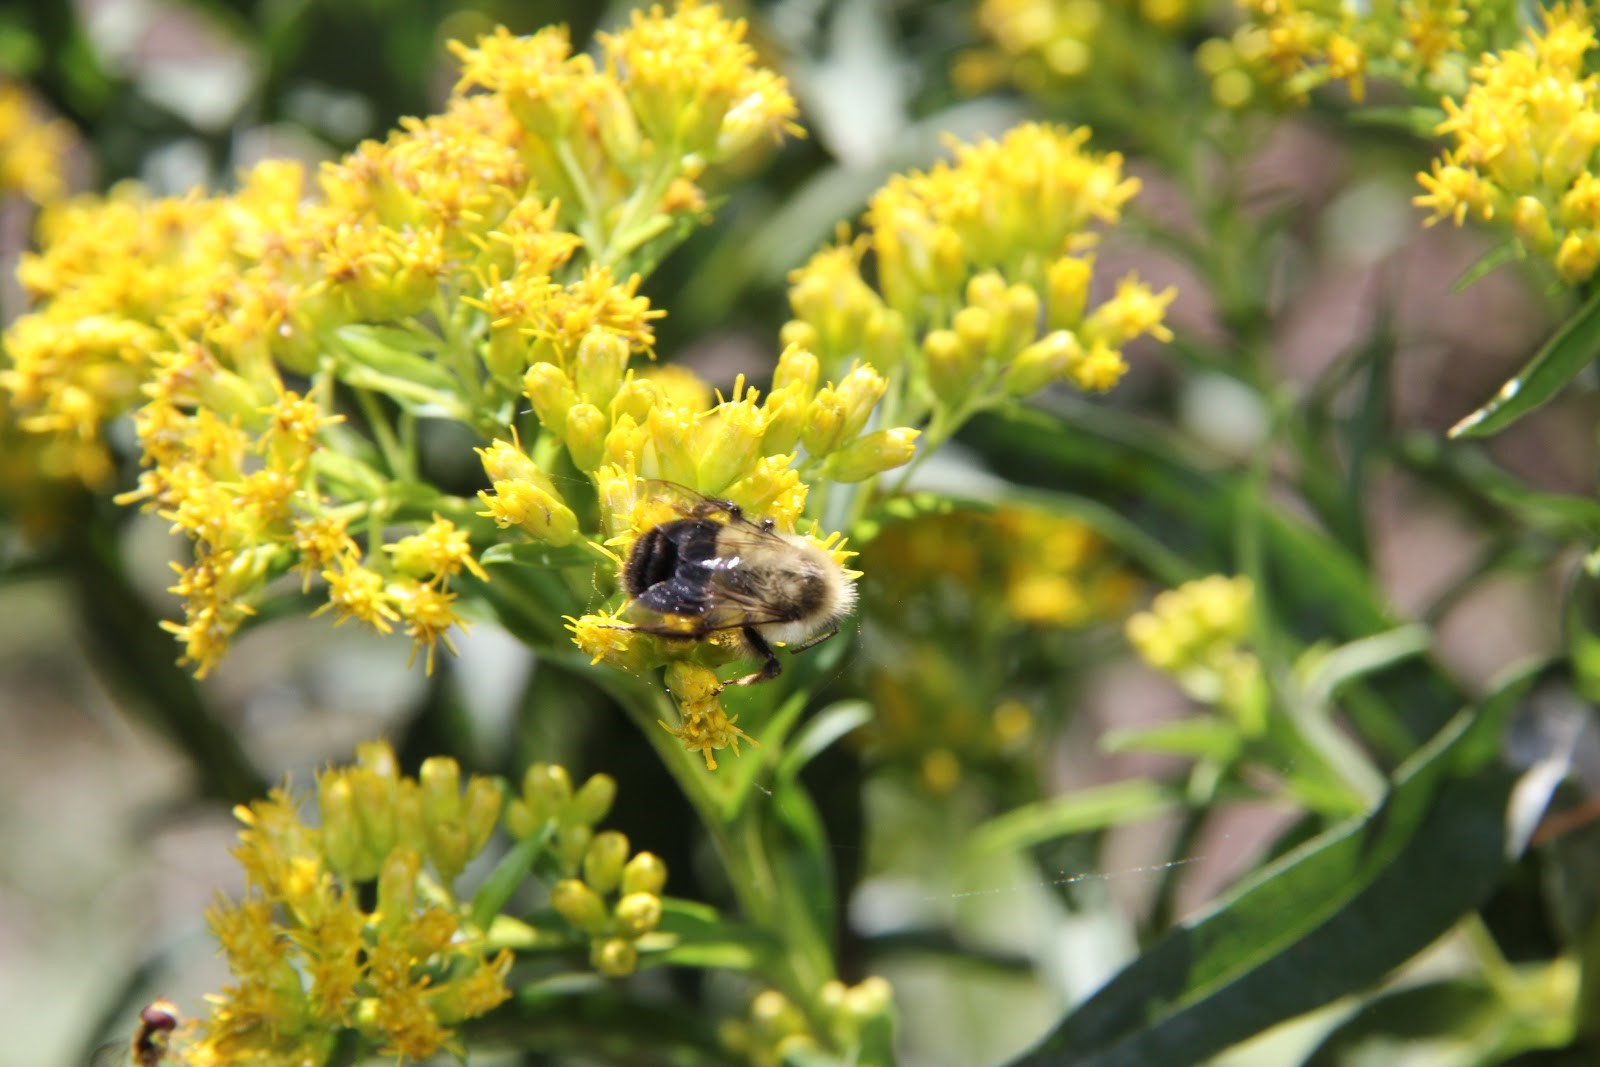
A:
[1, 0, 1588, 1064]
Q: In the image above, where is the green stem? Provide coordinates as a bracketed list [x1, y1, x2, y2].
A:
[355, 389, 412, 482]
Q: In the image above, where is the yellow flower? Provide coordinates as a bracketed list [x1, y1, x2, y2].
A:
[0, 82, 72, 205]
[1415, 3, 1600, 283]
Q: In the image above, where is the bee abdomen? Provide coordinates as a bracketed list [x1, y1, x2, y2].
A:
[624, 519, 722, 613]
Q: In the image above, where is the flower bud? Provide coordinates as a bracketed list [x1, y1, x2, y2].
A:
[477, 438, 540, 484]
[569, 773, 617, 826]
[953, 306, 995, 364]
[575, 330, 632, 408]
[614, 891, 663, 936]
[463, 776, 503, 856]
[427, 819, 472, 885]
[864, 308, 907, 373]
[999, 284, 1043, 353]
[772, 344, 820, 399]
[377, 846, 423, 923]
[697, 401, 766, 495]
[523, 363, 579, 436]
[1004, 331, 1081, 396]
[800, 387, 848, 457]
[556, 823, 593, 873]
[1512, 196, 1555, 253]
[419, 757, 462, 823]
[622, 851, 669, 896]
[964, 270, 1007, 310]
[1046, 255, 1093, 331]
[666, 661, 723, 703]
[923, 329, 974, 407]
[318, 775, 361, 880]
[583, 830, 632, 895]
[609, 375, 662, 424]
[760, 384, 807, 454]
[591, 937, 639, 977]
[834, 365, 887, 440]
[564, 402, 609, 472]
[551, 878, 609, 933]
[824, 428, 920, 482]
[779, 319, 820, 354]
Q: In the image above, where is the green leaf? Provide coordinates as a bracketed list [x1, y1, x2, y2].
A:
[653, 899, 770, 971]
[1006, 705, 1518, 1067]
[1100, 719, 1243, 763]
[1296, 624, 1433, 708]
[469, 833, 545, 932]
[331, 323, 457, 392]
[775, 699, 874, 783]
[970, 779, 1185, 855]
[1449, 288, 1600, 438]
[1302, 977, 1572, 1066]
[1347, 105, 1447, 137]
[479, 541, 602, 570]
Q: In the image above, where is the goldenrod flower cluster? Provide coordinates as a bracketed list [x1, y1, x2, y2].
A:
[856, 506, 1134, 793]
[721, 978, 895, 1067]
[0, 82, 71, 206]
[552, 346, 907, 765]
[1414, 3, 1600, 284]
[960, 0, 1212, 99]
[1, 4, 805, 682]
[504, 761, 669, 976]
[168, 742, 510, 1065]
[783, 123, 1172, 450]
[1198, 0, 1498, 108]
[1125, 574, 1265, 728]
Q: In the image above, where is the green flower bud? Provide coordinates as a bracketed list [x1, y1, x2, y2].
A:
[592, 937, 639, 977]
[760, 384, 807, 455]
[575, 330, 632, 408]
[523, 363, 580, 436]
[569, 773, 617, 826]
[801, 387, 848, 457]
[1004, 331, 1081, 396]
[419, 757, 462, 826]
[823, 427, 919, 482]
[551, 878, 609, 934]
[582, 830, 631, 895]
[621, 851, 669, 896]
[556, 823, 593, 874]
[614, 891, 663, 937]
[564, 402, 609, 473]
[318, 775, 361, 880]
[463, 776, 502, 857]
[377, 846, 423, 923]
[772, 344, 820, 400]
[427, 819, 472, 886]
[923, 328, 974, 406]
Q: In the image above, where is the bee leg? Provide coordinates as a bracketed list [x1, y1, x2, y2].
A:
[732, 625, 783, 685]
[786, 620, 841, 655]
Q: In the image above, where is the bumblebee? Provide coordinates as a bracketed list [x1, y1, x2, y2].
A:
[621, 489, 857, 685]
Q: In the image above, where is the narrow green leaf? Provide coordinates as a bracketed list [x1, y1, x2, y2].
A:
[1100, 719, 1243, 763]
[970, 779, 1184, 855]
[469, 833, 545, 932]
[1449, 287, 1600, 438]
[1007, 706, 1517, 1067]
[479, 541, 601, 570]
[1296, 624, 1432, 707]
[654, 899, 770, 972]
[775, 700, 874, 783]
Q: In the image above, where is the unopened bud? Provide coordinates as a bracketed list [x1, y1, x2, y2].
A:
[523, 363, 579, 436]
[834, 365, 887, 440]
[575, 330, 632, 408]
[583, 830, 631, 895]
[318, 775, 361, 880]
[772, 344, 821, 399]
[1046, 255, 1094, 331]
[551, 878, 609, 933]
[564, 402, 609, 472]
[592, 936, 639, 977]
[801, 388, 847, 457]
[824, 428, 920, 482]
[614, 891, 663, 936]
[621, 851, 669, 896]
[1005, 331, 1081, 396]
[569, 773, 617, 826]
[923, 329, 974, 406]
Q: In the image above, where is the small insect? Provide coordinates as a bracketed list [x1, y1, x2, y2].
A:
[621, 486, 857, 685]
[89, 998, 178, 1067]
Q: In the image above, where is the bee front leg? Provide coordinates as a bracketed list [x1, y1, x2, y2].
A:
[732, 625, 783, 685]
